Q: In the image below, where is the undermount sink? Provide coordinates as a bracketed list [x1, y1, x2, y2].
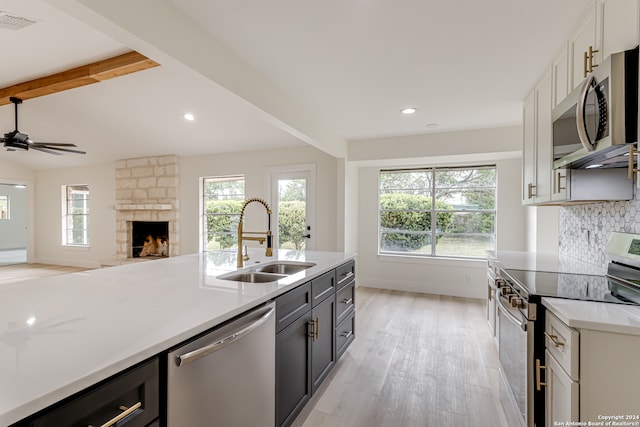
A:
[255, 262, 316, 275]
[218, 272, 287, 283]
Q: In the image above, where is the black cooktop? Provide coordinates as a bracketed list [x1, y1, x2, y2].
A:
[502, 268, 640, 305]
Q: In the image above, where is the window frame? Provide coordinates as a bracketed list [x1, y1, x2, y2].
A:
[378, 165, 497, 259]
[62, 184, 90, 247]
[201, 175, 246, 252]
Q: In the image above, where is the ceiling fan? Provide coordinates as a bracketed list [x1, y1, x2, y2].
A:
[1, 97, 85, 155]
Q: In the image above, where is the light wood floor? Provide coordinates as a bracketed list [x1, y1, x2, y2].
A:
[0, 263, 89, 284]
[292, 287, 510, 427]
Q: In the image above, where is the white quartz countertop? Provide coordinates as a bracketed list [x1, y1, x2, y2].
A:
[0, 249, 355, 426]
[542, 297, 640, 336]
[487, 250, 605, 275]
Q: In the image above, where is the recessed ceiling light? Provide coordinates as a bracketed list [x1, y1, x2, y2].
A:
[183, 113, 195, 121]
[401, 107, 417, 115]
[425, 123, 438, 128]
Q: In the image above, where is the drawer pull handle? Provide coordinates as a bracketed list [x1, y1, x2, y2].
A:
[342, 298, 353, 305]
[536, 358, 547, 391]
[340, 271, 354, 280]
[88, 401, 142, 427]
[544, 331, 565, 347]
[341, 330, 353, 339]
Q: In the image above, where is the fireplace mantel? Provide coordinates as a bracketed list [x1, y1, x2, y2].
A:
[115, 204, 173, 211]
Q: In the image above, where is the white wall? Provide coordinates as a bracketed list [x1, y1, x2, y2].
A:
[348, 126, 526, 298]
[526, 206, 559, 254]
[355, 158, 526, 298]
[0, 184, 27, 249]
[35, 164, 116, 268]
[179, 146, 339, 254]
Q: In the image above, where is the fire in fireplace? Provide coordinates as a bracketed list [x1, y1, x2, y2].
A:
[131, 221, 169, 258]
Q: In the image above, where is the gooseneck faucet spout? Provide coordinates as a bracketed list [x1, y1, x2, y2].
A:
[237, 197, 273, 267]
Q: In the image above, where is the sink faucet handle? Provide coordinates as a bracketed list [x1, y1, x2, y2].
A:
[243, 245, 250, 261]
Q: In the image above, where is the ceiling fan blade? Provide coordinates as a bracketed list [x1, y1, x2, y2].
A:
[29, 142, 78, 147]
[38, 145, 86, 155]
[30, 146, 63, 155]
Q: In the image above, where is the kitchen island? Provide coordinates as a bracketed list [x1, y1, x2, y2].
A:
[0, 249, 355, 426]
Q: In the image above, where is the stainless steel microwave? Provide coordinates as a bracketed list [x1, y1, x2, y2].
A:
[552, 46, 638, 169]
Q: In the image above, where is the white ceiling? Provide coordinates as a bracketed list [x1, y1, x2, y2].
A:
[0, 0, 591, 170]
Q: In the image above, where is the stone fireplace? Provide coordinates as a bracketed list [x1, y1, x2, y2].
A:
[115, 155, 179, 260]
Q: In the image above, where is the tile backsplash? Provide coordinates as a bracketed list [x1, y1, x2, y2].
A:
[559, 193, 638, 266]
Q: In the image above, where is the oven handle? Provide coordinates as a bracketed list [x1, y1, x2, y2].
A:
[496, 294, 527, 332]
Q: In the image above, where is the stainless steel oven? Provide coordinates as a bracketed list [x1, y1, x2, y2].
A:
[497, 270, 542, 427]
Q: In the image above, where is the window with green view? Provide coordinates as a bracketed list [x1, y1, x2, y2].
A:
[379, 166, 496, 258]
[202, 176, 245, 251]
[63, 185, 90, 246]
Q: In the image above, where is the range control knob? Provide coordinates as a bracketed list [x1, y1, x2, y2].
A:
[500, 287, 512, 296]
[511, 298, 524, 309]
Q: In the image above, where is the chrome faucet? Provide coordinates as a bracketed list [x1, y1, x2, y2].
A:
[237, 197, 273, 267]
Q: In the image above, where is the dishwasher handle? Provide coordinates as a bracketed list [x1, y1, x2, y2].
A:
[175, 304, 275, 367]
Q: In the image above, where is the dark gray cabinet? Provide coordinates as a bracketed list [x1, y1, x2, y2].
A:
[276, 310, 312, 427]
[275, 260, 355, 427]
[310, 294, 335, 393]
[14, 358, 160, 427]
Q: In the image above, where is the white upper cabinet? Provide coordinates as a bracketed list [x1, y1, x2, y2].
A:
[599, 0, 639, 59]
[522, 91, 536, 206]
[552, 45, 569, 108]
[565, 0, 638, 94]
[568, 1, 600, 91]
[522, 71, 553, 205]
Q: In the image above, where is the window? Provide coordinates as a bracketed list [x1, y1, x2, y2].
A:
[202, 176, 245, 251]
[379, 166, 496, 258]
[0, 195, 8, 220]
[63, 185, 90, 246]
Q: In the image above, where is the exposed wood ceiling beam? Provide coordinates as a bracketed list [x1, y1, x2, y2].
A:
[0, 51, 159, 106]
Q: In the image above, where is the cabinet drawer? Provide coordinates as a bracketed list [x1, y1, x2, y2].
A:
[32, 358, 159, 427]
[335, 281, 355, 325]
[545, 311, 579, 380]
[276, 282, 312, 333]
[335, 312, 355, 360]
[311, 271, 335, 307]
[335, 260, 355, 290]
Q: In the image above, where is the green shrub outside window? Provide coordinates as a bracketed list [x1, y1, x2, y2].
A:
[379, 166, 496, 258]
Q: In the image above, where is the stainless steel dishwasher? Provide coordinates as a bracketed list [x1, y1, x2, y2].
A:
[167, 302, 275, 427]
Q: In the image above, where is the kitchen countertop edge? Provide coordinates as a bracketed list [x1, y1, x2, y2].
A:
[542, 297, 640, 336]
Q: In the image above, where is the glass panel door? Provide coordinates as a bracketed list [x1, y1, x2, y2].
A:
[272, 168, 315, 251]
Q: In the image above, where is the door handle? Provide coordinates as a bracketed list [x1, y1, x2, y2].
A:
[175, 304, 274, 366]
[536, 358, 547, 391]
[302, 234, 311, 238]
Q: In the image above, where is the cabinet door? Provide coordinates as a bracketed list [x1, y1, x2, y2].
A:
[545, 350, 579, 426]
[276, 311, 312, 427]
[569, 1, 599, 90]
[552, 45, 569, 107]
[522, 90, 536, 205]
[600, 0, 638, 59]
[535, 71, 552, 204]
[311, 295, 335, 393]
